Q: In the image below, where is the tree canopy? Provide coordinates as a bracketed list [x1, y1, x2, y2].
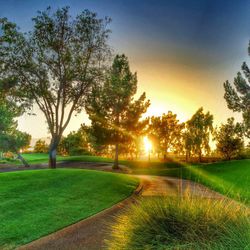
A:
[86, 54, 150, 167]
[214, 118, 244, 160]
[224, 41, 250, 139]
[0, 7, 111, 168]
[185, 107, 213, 162]
[148, 112, 184, 158]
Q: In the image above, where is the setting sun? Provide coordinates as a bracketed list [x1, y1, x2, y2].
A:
[143, 136, 152, 153]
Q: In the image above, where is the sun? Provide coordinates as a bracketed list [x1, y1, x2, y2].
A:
[143, 136, 152, 153]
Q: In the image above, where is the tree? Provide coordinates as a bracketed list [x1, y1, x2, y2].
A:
[0, 78, 30, 166]
[186, 107, 213, 162]
[214, 118, 244, 160]
[0, 7, 111, 168]
[0, 130, 31, 167]
[148, 112, 184, 159]
[224, 41, 250, 139]
[34, 139, 49, 153]
[86, 54, 150, 168]
[59, 126, 90, 156]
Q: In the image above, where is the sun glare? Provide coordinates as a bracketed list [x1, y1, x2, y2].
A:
[143, 136, 152, 153]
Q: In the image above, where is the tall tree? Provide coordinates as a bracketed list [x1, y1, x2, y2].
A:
[148, 112, 184, 159]
[86, 54, 150, 168]
[224, 41, 250, 139]
[0, 7, 111, 168]
[186, 107, 213, 162]
[214, 118, 244, 160]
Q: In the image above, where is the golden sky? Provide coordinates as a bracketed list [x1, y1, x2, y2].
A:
[6, 0, 248, 139]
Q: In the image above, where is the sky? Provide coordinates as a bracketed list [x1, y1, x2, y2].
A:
[0, 0, 249, 139]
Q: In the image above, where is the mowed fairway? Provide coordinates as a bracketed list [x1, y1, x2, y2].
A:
[0, 169, 138, 249]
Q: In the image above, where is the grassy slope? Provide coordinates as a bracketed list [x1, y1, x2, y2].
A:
[0, 169, 138, 249]
[126, 159, 250, 205]
[183, 160, 250, 205]
[3, 153, 249, 203]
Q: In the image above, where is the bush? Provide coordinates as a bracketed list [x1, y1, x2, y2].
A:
[106, 196, 250, 249]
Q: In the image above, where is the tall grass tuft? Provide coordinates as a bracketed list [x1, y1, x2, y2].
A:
[106, 196, 250, 250]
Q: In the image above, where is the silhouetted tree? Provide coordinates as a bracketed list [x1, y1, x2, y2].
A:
[86, 54, 150, 168]
[214, 118, 244, 160]
[186, 107, 213, 162]
[149, 111, 184, 159]
[0, 7, 111, 168]
[224, 41, 250, 138]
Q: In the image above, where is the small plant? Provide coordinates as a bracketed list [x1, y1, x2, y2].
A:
[106, 195, 250, 249]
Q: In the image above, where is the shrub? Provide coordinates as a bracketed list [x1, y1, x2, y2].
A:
[106, 196, 250, 249]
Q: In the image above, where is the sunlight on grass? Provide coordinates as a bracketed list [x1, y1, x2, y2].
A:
[0, 169, 138, 249]
[106, 195, 250, 249]
[171, 158, 248, 205]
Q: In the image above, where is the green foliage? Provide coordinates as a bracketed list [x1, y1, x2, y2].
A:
[0, 79, 30, 166]
[86, 54, 150, 166]
[149, 111, 184, 157]
[107, 196, 250, 250]
[0, 7, 111, 167]
[58, 126, 91, 156]
[33, 139, 49, 153]
[0, 79, 21, 135]
[185, 107, 213, 161]
[0, 101, 17, 134]
[0, 169, 138, 248]
[214, 118, 244, 160]
[0, 130, 31, 153]
[224, 41, 250, 138]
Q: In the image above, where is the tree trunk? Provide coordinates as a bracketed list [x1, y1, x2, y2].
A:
[113, 143, 119, 169]
[199, 151, 202, 162]
[17, 152, 30, 168]
[49, 148, 57, 169]
[49, 137, 59, 169]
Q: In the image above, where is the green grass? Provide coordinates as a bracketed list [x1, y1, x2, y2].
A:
[126, 159, 250, 205]
[0, 153, 113, 166]
[107, 196, 250, 250]
[3, 153, 249, 204]
[0, 169, 138, 249]
[25, 153, 113, 164]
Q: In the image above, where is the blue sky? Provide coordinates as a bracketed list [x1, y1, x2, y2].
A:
[1, 0, 249, 138]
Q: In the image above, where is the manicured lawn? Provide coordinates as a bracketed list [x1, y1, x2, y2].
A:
[0, 169, 138, 249]
[25, 153, 113, 164]
[126, 159, 250, 205]
[0, 153, 113, 166]
[2, 153, 249, 204]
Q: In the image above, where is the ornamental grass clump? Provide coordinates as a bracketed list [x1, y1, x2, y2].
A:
[106, 196, 250, 250]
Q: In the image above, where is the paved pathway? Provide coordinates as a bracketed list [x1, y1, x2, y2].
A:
[139, 175, 223, 198]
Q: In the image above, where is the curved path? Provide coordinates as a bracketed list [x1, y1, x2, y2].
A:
[16, 162, 225, 250]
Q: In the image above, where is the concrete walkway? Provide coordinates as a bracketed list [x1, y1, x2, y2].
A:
[139, 175, 223, 198]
